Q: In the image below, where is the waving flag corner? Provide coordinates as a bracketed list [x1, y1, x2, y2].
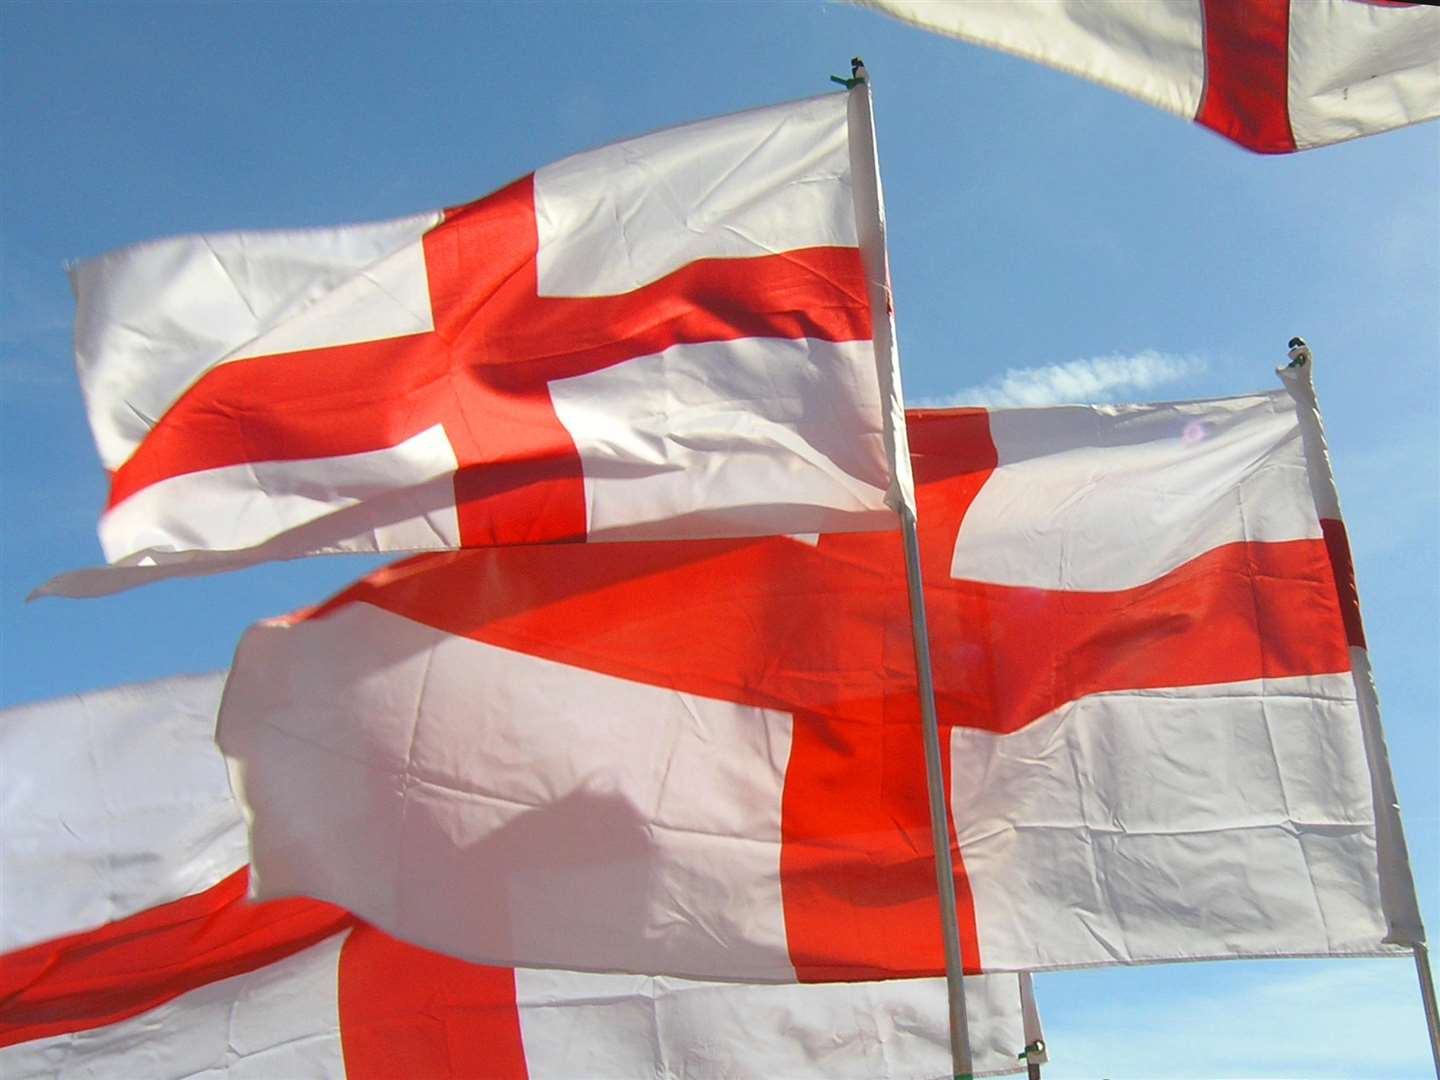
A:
[860, 0, 1440, 153]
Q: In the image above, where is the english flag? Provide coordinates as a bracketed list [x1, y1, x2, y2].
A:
[41, 89, 911, 599]
[862, 0, 1440, 153]
[220, 367, 1423, 983]
[0, 674, 1046, 1078]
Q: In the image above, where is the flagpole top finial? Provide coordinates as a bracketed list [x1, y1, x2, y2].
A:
[830, 57, 868, 90]
[1286, 336, 1312, 368]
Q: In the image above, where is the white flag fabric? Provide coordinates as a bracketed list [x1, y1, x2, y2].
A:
[862, 0, 1440, 153]
[220, 377, 1422, 982]
[0, 675, 1044, 1079]
[41, 88, 913, 599]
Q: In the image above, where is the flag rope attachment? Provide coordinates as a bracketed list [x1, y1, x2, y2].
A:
[1282, 338, 1439, 1078]
[844, 60, 976, 1079]
[1020, 1039, 1046, 1080]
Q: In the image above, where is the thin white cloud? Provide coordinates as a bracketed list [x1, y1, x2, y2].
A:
[922, 350, 1205, 409]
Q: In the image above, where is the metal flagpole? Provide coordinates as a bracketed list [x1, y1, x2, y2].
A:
[900, 501, 975, 1078]
[1280, 338, 1439, 1077]
[842, 59, 974, 1078]
[1415, 943, 1440, 1077]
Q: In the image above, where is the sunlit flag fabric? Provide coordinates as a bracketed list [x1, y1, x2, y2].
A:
[41, 89, 911, 599]
[0, 675, 1045, 1079]
[220, 375, 1423, 982]
[862, 0, 1440, 153]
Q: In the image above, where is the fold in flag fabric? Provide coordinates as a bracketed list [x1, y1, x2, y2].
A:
[0, 675, 1044, 1078]
[221, 367, 1424, 983]
[862, 0, 1440, 153]
[41, 89, 911, 599]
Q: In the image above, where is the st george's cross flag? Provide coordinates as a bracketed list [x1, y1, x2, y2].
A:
[40, 89, 913, 599]
[219, 370, 1424, 983]
[862, 0, 1440, 153]
[0, 675, 1045, 1079]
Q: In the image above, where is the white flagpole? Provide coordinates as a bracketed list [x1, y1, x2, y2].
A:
[900, 501, 975, 1078]
[1416, 943, 1440, 1077]
[1279, 338, 1439, 1077]
[845, 63, 974, 1078]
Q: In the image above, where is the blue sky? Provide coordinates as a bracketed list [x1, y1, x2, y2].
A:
[2, 2, 1436, 1075]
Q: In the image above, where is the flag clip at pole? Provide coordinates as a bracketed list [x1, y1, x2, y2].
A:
[1019, 1038, 1047, 1079]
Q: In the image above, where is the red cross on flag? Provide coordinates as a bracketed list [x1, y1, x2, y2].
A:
[0, 674, 1044, 1079]
[217, 376, 1423, 982]
[42, 90, 911, 599]
[863, 0, 1440, 153]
